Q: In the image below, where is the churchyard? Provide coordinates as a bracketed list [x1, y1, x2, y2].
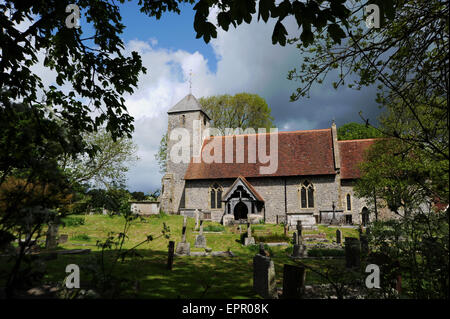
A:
[0, 213, 380, 299]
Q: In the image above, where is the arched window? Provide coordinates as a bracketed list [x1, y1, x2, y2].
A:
[210, 183, 223, 209]
[299, 181, 314, 208]
[181, 114, 186, 125]
[346, 194, 351, 211]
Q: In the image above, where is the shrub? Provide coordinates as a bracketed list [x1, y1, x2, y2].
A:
[246, 243, 274, 256]
[71, 234, 91, 241]
[203, 224, 225, 232]
[61, 216, 85, 227]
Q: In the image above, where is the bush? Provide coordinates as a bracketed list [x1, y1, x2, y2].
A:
[307, 248, 345, 257]
[71, 234, 91, 241]
[62, 216, 85, 227]
[203, 224, 225, 232]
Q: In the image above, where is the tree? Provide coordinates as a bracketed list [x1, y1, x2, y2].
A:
[131, 191, 147, 201]
[287, 0, 448, 161]
[155, 92, 274, 173]
[337, 122, 383, 140]
[199, 93, 274, 134]
[61, 127, 139, 189]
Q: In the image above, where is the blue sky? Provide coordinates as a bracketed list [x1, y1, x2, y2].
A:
[30, 3, 382, 193]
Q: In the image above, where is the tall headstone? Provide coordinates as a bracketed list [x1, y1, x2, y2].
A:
[282, 264, 306, 299]
[292, 232, 298, 245]
[194, 209, 200, 230]
[175, 216, 190, 255]
[336, 229, 342, 244]
[360, 234, 369, 256]
[253, 254, 278, 299]
[45, 222, 59, 249]
[244, 223, 255, 246]
[292, 221, 306, 257]
[344, 237, 361, 268]
[195, 220, 207, 248]
[167, 241, 175, 270]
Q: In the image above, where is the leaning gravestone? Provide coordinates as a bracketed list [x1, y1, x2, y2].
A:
[194, 221, 207, 248]
[244, 223, 255, 246]
[45, 222, 59, 249]
[175, 216, 190, 255]
[253, 254, 278, 299]
[282, 264, 306, 299]
[344, 237, 361, 268]
[336, 229, 342, 244]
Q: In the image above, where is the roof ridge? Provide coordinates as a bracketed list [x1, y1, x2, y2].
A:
[338, 138, 381, 143]
[208, 128, 331, 139]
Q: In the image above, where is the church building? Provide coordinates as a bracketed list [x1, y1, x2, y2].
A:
[159, 94, 385, 228]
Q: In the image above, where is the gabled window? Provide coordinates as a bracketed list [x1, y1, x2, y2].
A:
[210, 183, 223, 209]
[346, 194, 351, 211]
[299, 181, 314, 208]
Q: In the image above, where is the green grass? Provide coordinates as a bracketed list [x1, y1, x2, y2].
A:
[0, 214, 357, 298]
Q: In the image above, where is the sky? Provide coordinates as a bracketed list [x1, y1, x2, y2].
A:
[23, 2, 383, 193]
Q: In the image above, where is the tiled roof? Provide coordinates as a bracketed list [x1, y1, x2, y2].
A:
[338, 139, 377, 179]
[184, 129, 336, 179]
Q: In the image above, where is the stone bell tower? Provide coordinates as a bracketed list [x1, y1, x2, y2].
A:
[160, 94, 210, 214]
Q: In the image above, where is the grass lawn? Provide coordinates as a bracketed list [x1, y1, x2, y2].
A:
[0, 214, 359, 298]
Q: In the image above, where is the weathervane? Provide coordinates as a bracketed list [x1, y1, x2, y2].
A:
[189, 69, 192, 94]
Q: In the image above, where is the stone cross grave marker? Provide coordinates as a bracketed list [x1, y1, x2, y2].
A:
[195, 220, 207, 248]
[244, 223, 255, 246]
[175, 216, 190, 255]
[336, 229, 342, 244]
[253, 254, 278, 299]
[167, 241, 175, 270]
[282, 264, 306, 299]
[292, 221, 306, 258]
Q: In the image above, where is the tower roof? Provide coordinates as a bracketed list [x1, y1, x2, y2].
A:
[167, 94, 210, 119]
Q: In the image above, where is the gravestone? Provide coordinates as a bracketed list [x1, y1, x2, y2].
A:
[167, 241, 175, 270]
[238, 225, 242, 234]
[244, 223, 255, 246]
[175, 216, 190, 255]
[58, 234, 68, 244]
[282, 264, 306, 299]
[253, 254, 278, 299]
[360, 234, 369, 256]
[292, 232, 298, 245]
[194, 209, 200, 230]
[292, 221, 306, 257]
[336, 229, 342, 244]
[194, 221, 207, 248]
[45, 222, 59, 249]
[344, 237, 361, 268]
